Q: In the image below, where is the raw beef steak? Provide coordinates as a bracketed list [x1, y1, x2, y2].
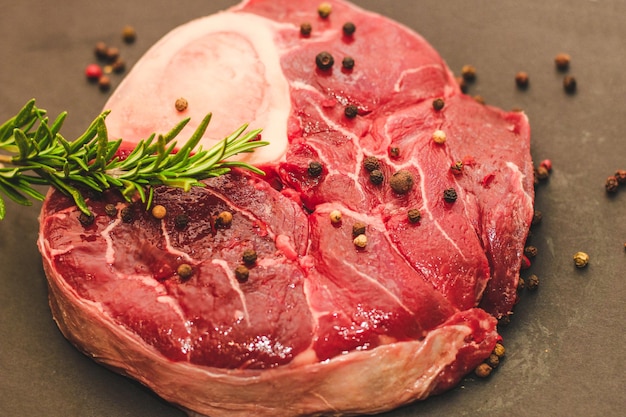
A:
[38, 0, 534, 416]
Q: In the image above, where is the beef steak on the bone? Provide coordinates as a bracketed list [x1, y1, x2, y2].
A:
[38, 0, 534, 415]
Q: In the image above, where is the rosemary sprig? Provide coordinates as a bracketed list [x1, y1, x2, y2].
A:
[0, 99, 268, 220]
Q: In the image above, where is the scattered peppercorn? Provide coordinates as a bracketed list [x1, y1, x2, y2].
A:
[98, 75, 111, 92]
[344, 104, 358, 118]
[175, 97, 188, 112]
[555, 53, 571, 71]
[78, 212, 95, 227]
[308, 160, 323, 177]
[235, 265, 250, 283]
[175, 213, 189, 229]
[493, 343, 506, 358]
[121, 206, 134, 223]
[407, 209, 421, 224]
[353, 234, 368, 249]
[85, 64, 103, 81]
[474, 363, 493, 378]
[531, 210, 542, 226]
[388, 146, 400, 158]
[518, 277, 526, 290]
[300, 22, 312, 37]
[515, 71, 529, 89]
[432, 129, 447, 144]
[363, 156, 380, 172]
[450, 161, 464, 175]
[369, 169, 384, 185]
[216, 211, 233, 228]
[315, 51, 335, 70]
[461, 64, 477, 82]
[540, 159, 553, 172]
[342, 22, 356, 36]
[524, 245, 538, 258]
[104, 203, 118, 217]
[563, 75, 577, 94]
[536, 165, 550, 181]
[94, 41, 108, 60]
[526, 274, 539, 291]
[456, 76, 468, 93]
[242, 249, 258, 265]
[329, 210, 342, 224]
[105, 46, 120, 63]
[317, 2, 332, 18]
[352, 222, 366, 237]
[443, 187, 458, 203]
[342, 56, 355, 70]
[486, 353, 500, 369]
[122, 25, 137, 43]
[573, 251, 589, 268]
[151, 204, 167, 219]
[432, 98, 445, 111]
[615, 169, 626, 184]
[177, 263, 193, 280]
[389, 170, 414, 194]
[606, 176, 619, 193]
[111, 58, 126, 73]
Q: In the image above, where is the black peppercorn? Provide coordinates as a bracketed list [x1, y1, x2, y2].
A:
[515, 71, 529, 89]
[388, 147, 400, 158]
[524, 245, 538, 258]
[121, 207, 134, 223]
[315, 51, 334, 70]
[342, 22, 356, 36]
[443, 188, 458, 203]
[563, 75, 577, 94]
[407, 209, 421, 223]
[531, 210, 542, 226]
[432, 98, 445, 111]
[486, 353, 500, 369]
[300, 22, 312, 37]
[369, 169, 384, 185]
[308, 161, 323, 177]
[555, 53, 571, 71]
[122, 25, 137, 44]
[526, 274, 539, 291]
[342, 56, 355, 70]
[78, 212, 95, 227]
[235, 265, 250, 283]
[461, 64, 477, 82]
[606, 176, 619, 193]
[344, 104, 358, 118]
[615, 169, 626, 184]
[175, 213, 189, 229]
[104, 203, 118, 217]
[242, 249, 258, 265]
[94, 41, 108, 60]
[363, 156, 380, 172]
[389, 170, 414, 194]
[352, 222, 366, 237]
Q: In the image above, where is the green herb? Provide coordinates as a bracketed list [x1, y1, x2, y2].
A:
[0, 99, 268, 220]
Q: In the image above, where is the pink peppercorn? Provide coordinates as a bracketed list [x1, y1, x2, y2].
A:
[539, 159, 552, 172]
[85, 64, 103, 81]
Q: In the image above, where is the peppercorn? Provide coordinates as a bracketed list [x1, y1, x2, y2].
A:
[515, 71, 529, 89]
[615, 169, 626, 184]
[122, 25, 137, 43]
[177, 263, 193, 280]
[315, 51, 334, 70]
[78, 212, 95, 227]
[104, 203, 118, 217]
[526, 274, 539, 291]
[518, 277, 526, 290]
[450, 161, 463, 175]
[363, 156, 380, 172]
[456, 76, 468, 93]
[85, 64, 103, 82]
[216, 211, 233, 228]
[443, 188, 457, 203]
[94, 41, 108, 60]
[151, 204, 167, 219]
[352, 222, 366, 237]
[308, 161, 323, 177]
[342, 56, 355, 70]
[531, 210, 542, 226]
[555, 53, 571, 71]
[344, 104, 358, 118]
[317, 2, 332, 18]
[536, 165, 550, 181]
[121, 206, 134, 223]
[486, 353, 500, 369]
[342, 22, 356, 36]
[353, 234, 368, 249]
[524, 245, 538, 258]
[563, 75, 577, 94]
[493, 343, 506, 358]
[300, 22, 312, 37]
[474, 363, 493, 378]
[573, 251, 589, 268]
[540, 159, 553, 172]
[242, 249, 258, 265]
[432, 129, 447, 144]
[605, 176, 619, 193]
[105, 46, 120, 63]
[521, 255, 531, 270]
[235, 265, 250, 283]
[175, 97, 188, 112]
[389, 170, 414, 194]
[388, 147, 400, 158]
[432, 98, 445, 111]
[461, 64, 476, 82]
[369, 169, 384, 185]
[98, 75, 111, 92]
[111, 58, 126, 73]
[175, 213, 189, 229]
[407, 209, 421, 224]
[329, 210, 342, 224]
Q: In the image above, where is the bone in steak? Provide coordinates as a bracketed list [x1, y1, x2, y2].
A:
[38, 0, 534, 416]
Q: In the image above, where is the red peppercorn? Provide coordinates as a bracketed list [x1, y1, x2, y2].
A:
[539, 159, 552, 172]
[521, 255, 531, 270]
[85, 64, 103, 81]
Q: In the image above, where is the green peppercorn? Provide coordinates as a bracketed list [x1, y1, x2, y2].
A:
[353, 234, 368, 248]
[235, 265, 250, 283]
[363, 156, 380, 172]
[121, 206, 134, 223]
[122, 25, 137, 44]
[407, 209, 421, 223]
[443, 188, 458, 203]
[317, 2, 332, 18]
[177, 263, 193, 280]
[315, 51, 334, 70]
[389, 170, 414, 194]
[242, 249, 258, 265]
[104, 203, 118, 217]
[573, 251, 589, 268]
[474, 363, 493, 378]
[493, 343, 506, 358]
[308, 161, 323, 177]
[344, 104, 358, 118]
[216, 211, 233, 228]
[342, 56, 355, 70]
[352, 222, 366, 237]
[432, 98, 445, 111]
[78, 212, 95, 227]
[175, 213, 189, 229]
[342, 22, 356, 36]
[369, 169, 384, 185]
[151, 204, 167, 219]
[300, 22, 312, 37]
